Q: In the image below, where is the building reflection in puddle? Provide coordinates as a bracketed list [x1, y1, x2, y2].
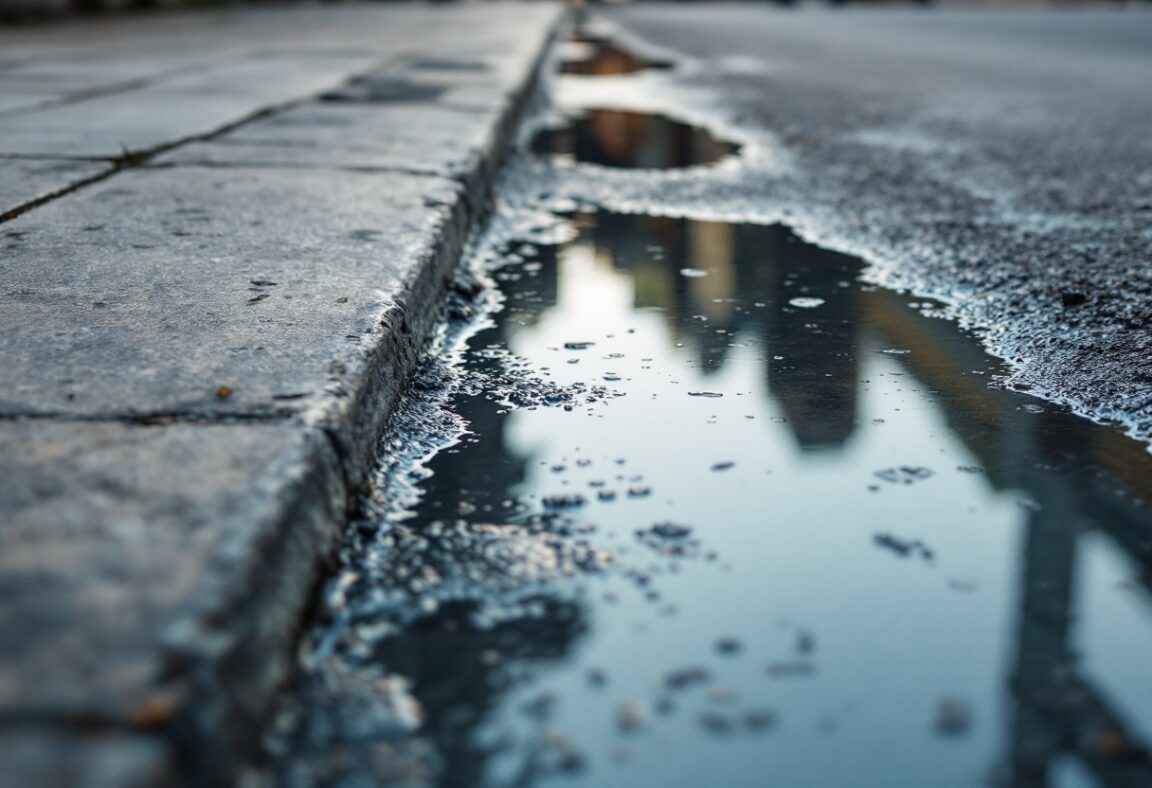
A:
[531, 110, 738, 170]
[558, 34, 673, 77]
[289, 212, 1152, 788]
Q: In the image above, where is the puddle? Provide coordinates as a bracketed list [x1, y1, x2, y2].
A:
[531, 110, 738, 169]
[558, 36, 673, 76]
[279, 211, 1152, 788]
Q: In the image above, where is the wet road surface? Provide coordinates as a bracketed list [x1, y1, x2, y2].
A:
[271, 15, 1152, 788]
[276, 211, 1152, 787]
[565, 4, 1152, 447]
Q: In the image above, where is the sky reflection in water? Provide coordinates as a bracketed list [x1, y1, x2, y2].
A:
[347, 212, 1152, 788]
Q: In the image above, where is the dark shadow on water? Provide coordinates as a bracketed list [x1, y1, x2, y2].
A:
[530, 110, 739, 169]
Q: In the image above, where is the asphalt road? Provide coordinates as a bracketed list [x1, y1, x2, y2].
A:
[580, 4, 1152, 443]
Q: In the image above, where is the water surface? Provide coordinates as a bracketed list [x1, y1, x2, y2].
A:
[531, 111, 738, 169]
[285, 212, 1152, 788]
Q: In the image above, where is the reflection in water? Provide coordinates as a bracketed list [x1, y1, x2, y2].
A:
[558, 35, 673, 76]
[531, 110, 738, 169]
[286, 212, 1152, 788]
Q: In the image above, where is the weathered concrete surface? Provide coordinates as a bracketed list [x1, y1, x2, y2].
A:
[0, 157, 112, 219]
[0, 2, 563, 784]
[1, 168, 461, 425]
[0, 4, 559, 214]
[160, 102, 502, 178]
[0, 421, 343, 782]
[557, 5, 1152, 444]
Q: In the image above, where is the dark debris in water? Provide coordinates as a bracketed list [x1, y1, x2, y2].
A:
[873, 532, 935, 562]
[873, 466, 935, 485]
[636, 523, 703, 558]
[934, 698, 973, 737]
[543, 493, 587, 509]
[665, 666, 712, 691]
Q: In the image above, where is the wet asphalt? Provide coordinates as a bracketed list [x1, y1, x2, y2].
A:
[577, 4, 1152, 445]
[270, 10, 1152, 788]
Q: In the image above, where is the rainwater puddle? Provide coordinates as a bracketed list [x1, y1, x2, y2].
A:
[558, 36, 674, 76]
[283, 212, 1152, 788]
[531, 110, 738, 169]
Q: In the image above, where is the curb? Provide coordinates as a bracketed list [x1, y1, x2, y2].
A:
[0, 6, 566, 784]
[169, 13, 567, 781]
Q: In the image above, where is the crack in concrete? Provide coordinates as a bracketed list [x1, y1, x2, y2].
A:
[0, 63, 204, 122]
[0, 153, 114, 162]
[143, 158, 448, 179]
[0, 410, 295, 426]
[0, 55, 411, 225]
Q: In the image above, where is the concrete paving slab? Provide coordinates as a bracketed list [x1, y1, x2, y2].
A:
[0, 166, 460, 419]
[0, 420, 344, 782]
[0, 156, 112, 217]
[158, 101, 502, 182]
[0, 164, 477, 489]
[0, 54, 384, 158]
[0, 89, 60, 114]
[0, 2, 560, 197]
[0, 2, 565, 782]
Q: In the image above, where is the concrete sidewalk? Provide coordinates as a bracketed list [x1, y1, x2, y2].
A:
[0, 4, 563, 784]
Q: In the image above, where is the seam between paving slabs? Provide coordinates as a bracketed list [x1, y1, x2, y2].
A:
[145, 159, 449, 179]
[0, 54, 412, 225]
[0, 10, 568, 784]
[0, 64, 208, 122]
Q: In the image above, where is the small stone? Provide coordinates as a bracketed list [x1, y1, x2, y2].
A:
[617, 701, 647, 732]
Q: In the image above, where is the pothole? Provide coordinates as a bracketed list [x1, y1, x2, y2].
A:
[558, 35, 674, 76]
[275, 21, 1152, 788]
[277, 208, 1152, 788]
[530, 109, 739, 169]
